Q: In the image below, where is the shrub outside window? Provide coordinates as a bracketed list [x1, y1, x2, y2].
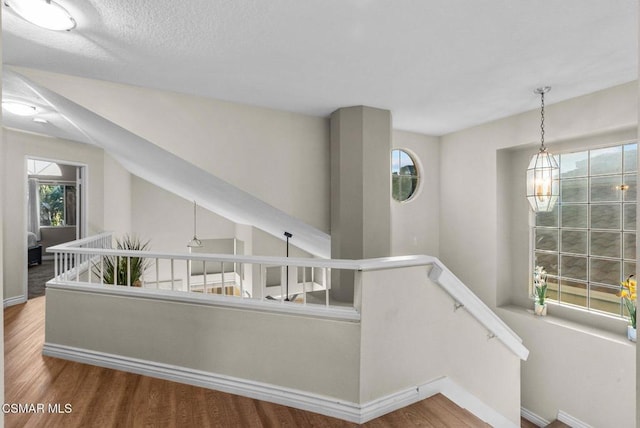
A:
[532, 142, 636, 319]
[391, 149, 419, 202]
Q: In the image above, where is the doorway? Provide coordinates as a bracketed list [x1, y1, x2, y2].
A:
[25, 158, 86, 299]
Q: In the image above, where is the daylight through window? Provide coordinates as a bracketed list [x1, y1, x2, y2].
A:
[533, 143, 636, 319]
[391, 149, 419, 202]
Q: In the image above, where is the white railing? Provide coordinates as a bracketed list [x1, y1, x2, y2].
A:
[47, 233, 529, 360]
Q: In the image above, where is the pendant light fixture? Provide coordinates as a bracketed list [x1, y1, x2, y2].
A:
[526, 86, 559, 212]
[187, 201, 203, 248]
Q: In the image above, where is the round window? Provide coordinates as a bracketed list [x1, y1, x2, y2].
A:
[391, 149, 419, 202]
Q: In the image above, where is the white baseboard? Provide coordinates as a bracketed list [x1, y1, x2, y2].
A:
[521, 407, 550, 427]
[4, 295, 27, 308]
[43, 343, 514, 425]
[558, 410, 593, 428]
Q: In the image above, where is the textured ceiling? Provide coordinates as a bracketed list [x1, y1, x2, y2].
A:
[2, 0, 638, 136]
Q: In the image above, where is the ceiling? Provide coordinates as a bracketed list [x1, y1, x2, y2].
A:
[2, 0, 638, 137]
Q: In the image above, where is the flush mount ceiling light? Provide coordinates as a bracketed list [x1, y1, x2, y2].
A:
[2, 100, 37, 116]
[526, 86, 559, 212]
[4, 0, 77, 31]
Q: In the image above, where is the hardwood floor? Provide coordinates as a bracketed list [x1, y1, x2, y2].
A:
[5, 296, 497, 427]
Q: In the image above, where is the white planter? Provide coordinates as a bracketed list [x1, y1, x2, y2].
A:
[534, 302, 547, 316]
[627, 325, 636, 342]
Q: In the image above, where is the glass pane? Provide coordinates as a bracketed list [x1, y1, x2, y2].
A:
[561, 230, 587, 255]
[623, 233, 636, 260]
[559, 279, 586, 308]
[590, 258, 621, 286]
[560, 255, 587, 281]
[391, 149, 418, 202]
[623, 203, 636, 231]
[590, 204, 620, 230]
[391, 150, 400, 174]
[536, 205, 558, 227]
[624, 261, 636, 279]
[535, 252, 558, 276]
[622, 174, 636, 202]
[562, 178, 588, 203]
[590, 231, 620, 258]
[591, 176, 623, 202]
[560, 151, 588, 178]
[535, 229, 558, 251]
[561, 205, 587, 228]
[545, 276, 559, 301]
[624, 144, 637, 173]
[65, 185, 76, 226]
[589, 284, 621, 315]
[590, 146, 622, 175]
[39, 184, 65, 226]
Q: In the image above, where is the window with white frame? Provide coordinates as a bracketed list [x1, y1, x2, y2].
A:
[533, 142, 636, 318]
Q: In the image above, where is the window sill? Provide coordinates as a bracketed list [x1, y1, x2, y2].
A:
[497, 302, 635, 347]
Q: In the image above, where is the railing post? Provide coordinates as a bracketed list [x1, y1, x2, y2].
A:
[127, 256, 131, 287]
[203, 261, 207, 294]
[155, 258, 159, 289]
[302, 266, 307, 304]
[221, 262, 225, 296]
[239, 263, 244, 298]
[171, 258, 175, 291]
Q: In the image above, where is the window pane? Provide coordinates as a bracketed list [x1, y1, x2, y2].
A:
[39, 184, 65, 226]
[591, 176, 623, 202]
[560, 255, 587, 281]
[590, 204, 620, 230]
[590, 231, 620, 258]
[590, 258, 621, 286]
[391, 149, 418, 202]
[559, 279, 586, 308]
[560, 151, 588, 178]
[561, 230, 587, 255]
[535, 229, 558, 251]
[562, 178, 588, 202]
[623, 233, 636, 260]
[546, 277, 559, 301]
[561, 205, 587, 228]
[536, 205, 558, 227]
[590, 146, 622, 175]
[65, 185, 76, 226]
[535, 252, 558, 276]
[589, 284, 621, 315]
[623, 174, 636, 202]
[623, 203, 636, 231]
[624, 144, 637, 173]
[624, 261, 636, 279]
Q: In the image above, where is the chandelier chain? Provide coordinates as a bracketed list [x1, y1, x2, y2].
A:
[540, 91, 545, 150]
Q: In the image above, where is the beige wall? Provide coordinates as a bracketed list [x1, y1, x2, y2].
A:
[441, 82, 638, 426]
[2, 129, 106, 300]
[392, 130, 440, 257]
[13, 67, 332, 234]
[45, 287, 362, 402]
[359, 266, 521, 424]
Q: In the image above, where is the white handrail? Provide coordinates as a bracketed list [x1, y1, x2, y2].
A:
[47, 235, 529, 360]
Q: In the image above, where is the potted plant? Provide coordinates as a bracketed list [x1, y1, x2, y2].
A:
[533, 265, 548, 316]
[93, 234, 150, 287]
[619, 275, 637, 342]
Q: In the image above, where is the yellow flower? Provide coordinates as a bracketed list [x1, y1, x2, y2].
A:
[620, 289, 629, 298]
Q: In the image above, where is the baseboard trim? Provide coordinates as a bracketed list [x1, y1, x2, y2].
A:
[521, 407, 550, 427]
[43, 342, 515, 425]
[4, 295, 27, 308]
[558, 410, 593, 428]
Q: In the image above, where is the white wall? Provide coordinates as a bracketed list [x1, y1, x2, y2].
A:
[2, 129, 106, 300]
[441, 82, 638, 426]
[13, 67, 331, 234]
[103, 153, 132, 235]
[392, 130, 440, 257]
[359, 266, 521, 424]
